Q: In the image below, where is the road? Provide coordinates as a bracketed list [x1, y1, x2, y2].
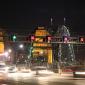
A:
[0, 72, 85, 85]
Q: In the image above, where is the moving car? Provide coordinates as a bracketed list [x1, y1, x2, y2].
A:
[31, 66, 54, 75]
[20, 67, 31, 73]
[8, 66, 18, 73]
[73, 66, 85, 78]
[0, 62, 8, 80]
[0, 62, 8, 73]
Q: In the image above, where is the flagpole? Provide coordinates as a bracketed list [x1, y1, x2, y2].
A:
[51, 17, 53, 26]
[64, 17, 66, 25]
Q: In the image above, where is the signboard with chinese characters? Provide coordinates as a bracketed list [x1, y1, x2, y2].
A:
[33, 43, 51, 47]
[35, 38, 43, 42]
[35, 27, 49, 36]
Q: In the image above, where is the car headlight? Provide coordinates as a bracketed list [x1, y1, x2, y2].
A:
[75, 72, 85, 74]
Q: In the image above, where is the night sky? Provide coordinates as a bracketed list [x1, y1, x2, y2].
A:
[0, 0, 85, 35]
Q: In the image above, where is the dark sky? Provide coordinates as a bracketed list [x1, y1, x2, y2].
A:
[0, 0, 85, 34]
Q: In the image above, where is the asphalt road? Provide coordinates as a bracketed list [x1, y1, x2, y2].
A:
[0, 72, 85, 85]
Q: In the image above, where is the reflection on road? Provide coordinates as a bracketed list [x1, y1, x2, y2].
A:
[0, 72, 85, 85]
[0, 72, 57, 85]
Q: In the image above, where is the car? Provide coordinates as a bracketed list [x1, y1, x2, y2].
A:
[8, 66, 18, 73]
[73, 66, 85, 78]
[31, 66, 54, 75]
[20, 67, 31, 73]
[0, 62, 8, 80]
[0, 63, 8, 73]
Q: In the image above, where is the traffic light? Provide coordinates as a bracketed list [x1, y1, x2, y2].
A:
[31, 35, 35, 42]
[46, 36, 52, 42]
[79, 37, 84, 43]
[10, 34, 17, 42]
[12, 35, 17, 42]
[63, 36, 69, 43]
[26, 35, 35, 42]
[48, 36, 51, 41]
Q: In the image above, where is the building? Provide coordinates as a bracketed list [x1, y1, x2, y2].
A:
[0, 29, 5, 61]
[32, 27, 52, 64]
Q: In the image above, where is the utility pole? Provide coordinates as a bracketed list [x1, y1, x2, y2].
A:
[58, 43, 62, 75]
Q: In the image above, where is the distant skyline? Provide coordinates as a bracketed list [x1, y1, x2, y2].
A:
[0, 0, 85, 35]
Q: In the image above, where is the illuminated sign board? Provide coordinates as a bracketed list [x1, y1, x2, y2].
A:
[35, 30, 47, 36]
[35, 27, 49, 36]
[0, 42, 4, 53]
[35, 38, 43, 42]
[33, 43, 51, 47]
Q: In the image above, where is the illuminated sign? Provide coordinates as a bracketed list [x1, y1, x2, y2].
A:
[33, 43, 51, 47]
[35, 30, 46, 36]
[33, 43, 48, 47]
[0, 42, 4, 53]
[35, 38, 43, 42]
[35, 27, 49, 36]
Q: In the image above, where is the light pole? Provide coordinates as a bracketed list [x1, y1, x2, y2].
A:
[8, 49, 12, 53]
[8, 49, 12, 63]
[16, 44, 24, 65]
[58, 43, 62, 75]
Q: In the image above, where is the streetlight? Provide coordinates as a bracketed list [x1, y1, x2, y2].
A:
[4, 52, 9, 57]
[8, 49, 12, 53]
[19, 44, 24, 49]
